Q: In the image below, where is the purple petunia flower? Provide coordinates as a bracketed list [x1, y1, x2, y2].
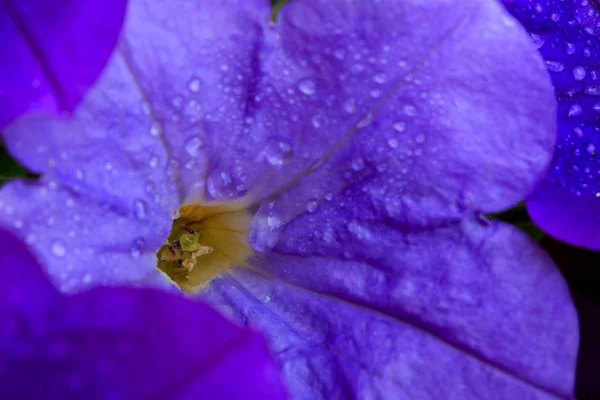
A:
[0, 0, 579, 398]
[0, 226, 286, 398]
[0, 0, 127, 129]
[502, 0, 600, 250]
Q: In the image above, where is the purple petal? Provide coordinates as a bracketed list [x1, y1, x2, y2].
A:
[0, 226, 57, 316]
[0, 0, 128, 129]
[502, 0, 600, 249]
[0, 54, 180, 291]
[101, 0, 554, 210]
[203, 217, 576, 399]
[0, 231, 286, 399]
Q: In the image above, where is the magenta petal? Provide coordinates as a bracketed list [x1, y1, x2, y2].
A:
[0, 0, 128, 129]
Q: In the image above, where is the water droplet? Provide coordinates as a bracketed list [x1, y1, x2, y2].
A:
[130, 238, 147, 258]
[568, 104, 583, 117]
[334, 49, 345, 60]
[393, 121, 406, 132]
[550, 11, 561, 22]
[572, 66, 587, 81]
[75, 169, 84, 180]
[583, 47, 592, 58]
[306, 200, 319, 213]
[325, 192, 334, 201]
[150, 122, 162, 137]
[369, 89, 381, 98]
[415, 133, 425, 143]
[311, 115, 322, 128]
[573, 127, 584, 138]
[207, 171, 244, 199]
[586, 143, 596, 156]
[585, 85, 600, 95]
[534, 3, 543, 13]
[171, 96, 184, 108]
[134, 200, 147, 219]
[51, 241, 66, 258]
[188, 77, 201, 92]
[403, 104, 418, 116]
[351, 158, 365, 171]
[344, 98, 357, 114]
[546, 60, 565, 73]
[373, 73, 386, 84]
[531, 33, 546, 49]
[387, 137, 399, 148]
[298, 78, 316, 95]
[356, 113, 374, 128]
[149, 156, 159, 168]
[184, 137, 203, 156]
[563, 42, 576, 55]
[263, 137, 293, 166]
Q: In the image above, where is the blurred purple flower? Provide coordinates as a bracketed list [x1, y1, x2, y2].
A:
[0, 0, 579, 398]
[0, 226, 286, 398]
[0, 0, 128, 129]
[502, 0, 600, 250]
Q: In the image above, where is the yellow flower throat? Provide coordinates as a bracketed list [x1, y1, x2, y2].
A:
[157, 204, 253, 292]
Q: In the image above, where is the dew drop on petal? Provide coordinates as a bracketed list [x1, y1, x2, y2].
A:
[568, 104, 583, 117]
[130, 238, 146, 258]
[344, 98, 357, 114]
[306, 199, 319, 213]
[546, 60, 565, 73]
[356, 113, 374, 128]
[150, 122, 162, 137]
[298, 78, 316, 95]
[184, 137, 203, 157]
[263, 137, 293, 166]
[51, 241, 66, 258]
[149, 156, 159, 168]
[415, 133, 425, 143]
[573, 127, 584, 138]
[373, 73, 387, 84]
[586, 143, 596, 156]
[403, 104, 418, 116]
[586, 86, 600, 95]
[134, 200, 147, 220]
[351, 158, 365, 171]
[531, 32, 546, 49]
[393, 121, 406, 132]
[572, 66, 586, 81]
[563, 42, 576, 55]
[188, 77, 202, 93]
[387, 137, 399, 148]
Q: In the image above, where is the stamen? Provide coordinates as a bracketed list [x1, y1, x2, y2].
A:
[156, 204, 253, 291]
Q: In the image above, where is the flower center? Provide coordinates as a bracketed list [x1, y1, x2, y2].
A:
[157, 204, 253, 292]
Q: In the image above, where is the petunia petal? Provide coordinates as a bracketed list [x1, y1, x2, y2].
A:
[104, 0, 554, 211]
[0, 226, 57, 316]
[502, 0, 600, 249]
[0, 53, 180, 292]
[0, 0, 128, 129]
[203, 216, 577, 399]
[0, 231, 286, 399]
